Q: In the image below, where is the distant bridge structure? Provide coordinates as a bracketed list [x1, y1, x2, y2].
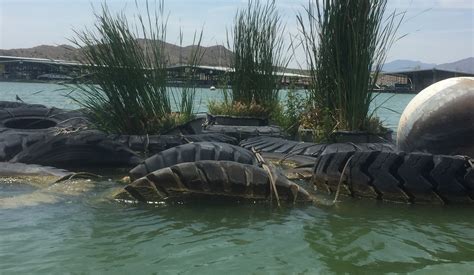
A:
[167, 64, 310, 88]
[377, 68, 474, 93]
[0, 56, 309, 87]
[0, 56, 84, 81]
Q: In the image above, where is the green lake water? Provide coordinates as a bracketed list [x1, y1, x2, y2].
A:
[1, 81, 473, 274]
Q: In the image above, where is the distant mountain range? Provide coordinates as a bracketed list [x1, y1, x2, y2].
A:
[0, 41, 233, 67]
[382, 57, 474, 74]
[1, 43, 472, 74]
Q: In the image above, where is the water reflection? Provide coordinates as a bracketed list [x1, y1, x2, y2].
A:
[302, 199, 474, 273]
[1, 177, 474, 273]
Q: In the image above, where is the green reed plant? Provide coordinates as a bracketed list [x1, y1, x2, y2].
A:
[69, 1, 202, 135]
[272, 83, 306, 137]
[209, 0, 288, 119]
[298, 0, 403, 137]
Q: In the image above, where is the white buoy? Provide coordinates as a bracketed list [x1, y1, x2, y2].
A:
[397, 77, 474, 157]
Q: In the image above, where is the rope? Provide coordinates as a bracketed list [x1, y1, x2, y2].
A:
[333, 155, 354, 204]
[52, 125, 88, 136]
[181, 134, 193, 144]
[347, 142, 363, 151]
[291, 184, 299, 204]
[251, 147, 281, 207]
[144, 134, 150, 158]
[5, 109, 14, 118]
[55, 116, 90, 126]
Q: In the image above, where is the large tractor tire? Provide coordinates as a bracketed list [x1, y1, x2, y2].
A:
[118, 160, 313, 203]
[129, 142, 258, 181]
[312, 150, 474, 204]
[240, 136, 395, 157]
[10, 130, 142, 169]
[108, 133, 237, 155]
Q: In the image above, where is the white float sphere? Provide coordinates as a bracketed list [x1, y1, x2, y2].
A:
[397, 77, 474, 157]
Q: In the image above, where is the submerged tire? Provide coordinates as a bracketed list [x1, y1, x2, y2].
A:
[203, 125, 284, 142]
[10, 130, 142, 169]
[119, 160, 312, 203]
[108, 133, 237, 154]
[312, 150, 474, 204]
[0, 162, 72, 179]
[129, 142, 258, 181]
[240, 136, 395, 157]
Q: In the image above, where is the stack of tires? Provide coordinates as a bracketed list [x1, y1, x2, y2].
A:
[239, 136, 474, 205]
[117, 141, 313, 204]
[0, 101, 89, 162]
[0, 102, 242, 169]
[0, 102, 142, 168]
[3, 86, 473, 206]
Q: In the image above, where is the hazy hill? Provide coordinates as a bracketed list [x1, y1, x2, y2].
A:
[382, 59, 436, 72]
[0, 41, 233, 67]
[382, 58, 474, 74]
[437, 57, 474, 74]
[2, 43, 472, 74]
[0, 44, 82, 61]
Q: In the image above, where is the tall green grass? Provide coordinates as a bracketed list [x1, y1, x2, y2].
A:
[298, 0, 403, 134]
[209, 0, 288, 118]
[70, 1, 202, 135]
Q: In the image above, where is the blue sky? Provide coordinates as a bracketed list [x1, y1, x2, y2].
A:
[0, 0, 473, 66]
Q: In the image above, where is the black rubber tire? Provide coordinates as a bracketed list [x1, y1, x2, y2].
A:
[0, 128, 48, 161]
[259, 152, 317, 168]
[118, 160, 312, 203]
[205, 114, 269, 126]
[203, 125, 284, 142]
[0, 105, 89, 131]
[108, 133, 237, 154]
[0, 102, 91, 161]
[162, 117, 206, 135]
[129, 142, 258, 181]
[184, 133, 237, 144]
[240, 136, 395, 157]
[312, 150, 474, 204]
[9, 130, 142, 169]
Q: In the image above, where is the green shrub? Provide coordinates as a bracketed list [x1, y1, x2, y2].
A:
[69, 1, 202, 135]
[272, 86, 306, 136]
[209, 0, 288, 119]
[298, 0, 403, 137]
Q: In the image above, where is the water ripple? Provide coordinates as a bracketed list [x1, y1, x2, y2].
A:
[1, 182, 474, 273]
